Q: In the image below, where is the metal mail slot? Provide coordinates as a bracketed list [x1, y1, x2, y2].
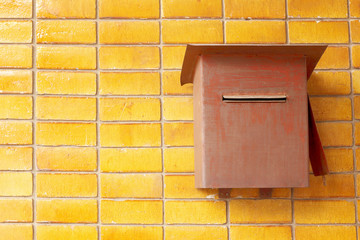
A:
[222, 94, 287, 103]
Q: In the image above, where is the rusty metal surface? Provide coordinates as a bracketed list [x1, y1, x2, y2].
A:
[308, 99, 329, 176]
[181, 44, 327, 85]
[193, 53, 310, 188]
[183, 45, 328, 189]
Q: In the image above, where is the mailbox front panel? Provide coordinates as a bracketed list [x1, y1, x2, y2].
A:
[195, 53, 309, 188]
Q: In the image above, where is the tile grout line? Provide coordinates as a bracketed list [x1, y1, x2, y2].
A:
[32, 0, 37, 238]
[95, 0, 101, 237]
[221, 1, 231, 239]
[285, 1, 297, 240]
[347, 0, 359, 237]
[3, 170, 360, 175]
[0, 64, 355, 71]
[1, 88, 359, 97]
[3, 195, 360, 201]
[7, 17, 360, 21]
[159, 0, 166, 238]
[0, 222, 356, 226]
[0, 119, 358, 123]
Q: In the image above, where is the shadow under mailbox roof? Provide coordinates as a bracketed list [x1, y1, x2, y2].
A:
[180, 44, 328, 85]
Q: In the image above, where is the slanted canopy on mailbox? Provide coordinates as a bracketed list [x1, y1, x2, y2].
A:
[180, 45, 328, 189]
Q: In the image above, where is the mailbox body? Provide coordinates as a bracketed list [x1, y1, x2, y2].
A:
[193, 53, 309, 188]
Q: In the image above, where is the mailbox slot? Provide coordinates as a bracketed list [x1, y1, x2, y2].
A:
[222, 94, 287, 103]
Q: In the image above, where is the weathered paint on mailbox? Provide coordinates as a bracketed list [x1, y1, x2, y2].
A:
[181, 45, 328, 189]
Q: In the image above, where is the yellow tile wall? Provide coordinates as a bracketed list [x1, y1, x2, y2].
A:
[0, 0, 358, 239]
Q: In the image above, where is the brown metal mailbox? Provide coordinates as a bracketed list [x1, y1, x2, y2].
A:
[180, 45, 328, 189]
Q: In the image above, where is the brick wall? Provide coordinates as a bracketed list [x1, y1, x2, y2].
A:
[0, 0, 357, 239]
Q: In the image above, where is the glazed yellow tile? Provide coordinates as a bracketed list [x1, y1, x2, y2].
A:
[99, 0, 159, 19]
[0, 70, 32, 93]
[165, 226, 227, 240]
[295, 226, 356, 240]
[162, 20, 223, 43]
[226, 21, 286, 43]
[37, 225, 97, 240]
[37, 0, 96, 19]
[351, 20, 360, 43]
[0, 199, 32, 222]
[37, 173, 97, 197]
[165, 201, 226, 224]
[309, 97, 351, 121]
[0, 45, 32, 68]
[99, 21, 159, 44]
[36, 46, 96, 70]
[164, 123, 194, 146]
[37, 71, 96, 95]
[357, 200, 360, 219]
[315, 46, 349, 69]
[36, 123, 96, 146]
[37, 199, 98, 223]
[307, 72, 350, 95]
[99, 72, 160, 95]
[354, 96, 360, 119]
[163, 97, 193, 120]
[0, 225, 33, 240]
[162, 46, 186, 69]
[355, 122, 360, 145]
[288, 0, 348, 18]
[162, 0, 222, 18]
[37, 20, 96, 44]
[323, 148, 353, 172]
[100, 98, 160, 121]
[294, 200, 355, 223]
[164, 148, 194, 173]
[289, 21, 349, 43]
[101, 200, 163, 224]
[350, 0, 360, 17]
[356, 149, 360, 170]
[100, 123, 161, 147]
[0, 172, 32, 196]
[230, 199, 292, 223]
[230, 226, 292, 240]
[164, 175, 217, 198]
[101, 226, 163, 240]
[36, 147, 97, 171]
[101, 174, 162, 198]
[294, 174, 355, 198]
[0, 21, 32, 43]
[317, 122, 352, 146]
[36, 97, 96, 120]
[0, 147, 32, 170]
[163, 71, 193, 95]
[225, 0, 285, 19]
[352, 45, 360, 68]
[99, 46, 160, 69]
[353, 71, 360, 94]
[100, 148, 162, 173]
[0, 122, 32, 145]
[0, 96, 32, 119]
[0, 0, 32, 18]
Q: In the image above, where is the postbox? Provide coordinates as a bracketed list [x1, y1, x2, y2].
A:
[180, 45, 329, 189]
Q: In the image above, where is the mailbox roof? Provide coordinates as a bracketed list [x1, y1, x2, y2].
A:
[180, 44, 327, 85]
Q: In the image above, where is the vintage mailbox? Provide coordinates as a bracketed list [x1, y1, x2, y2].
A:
[180, 45, 329, 189]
